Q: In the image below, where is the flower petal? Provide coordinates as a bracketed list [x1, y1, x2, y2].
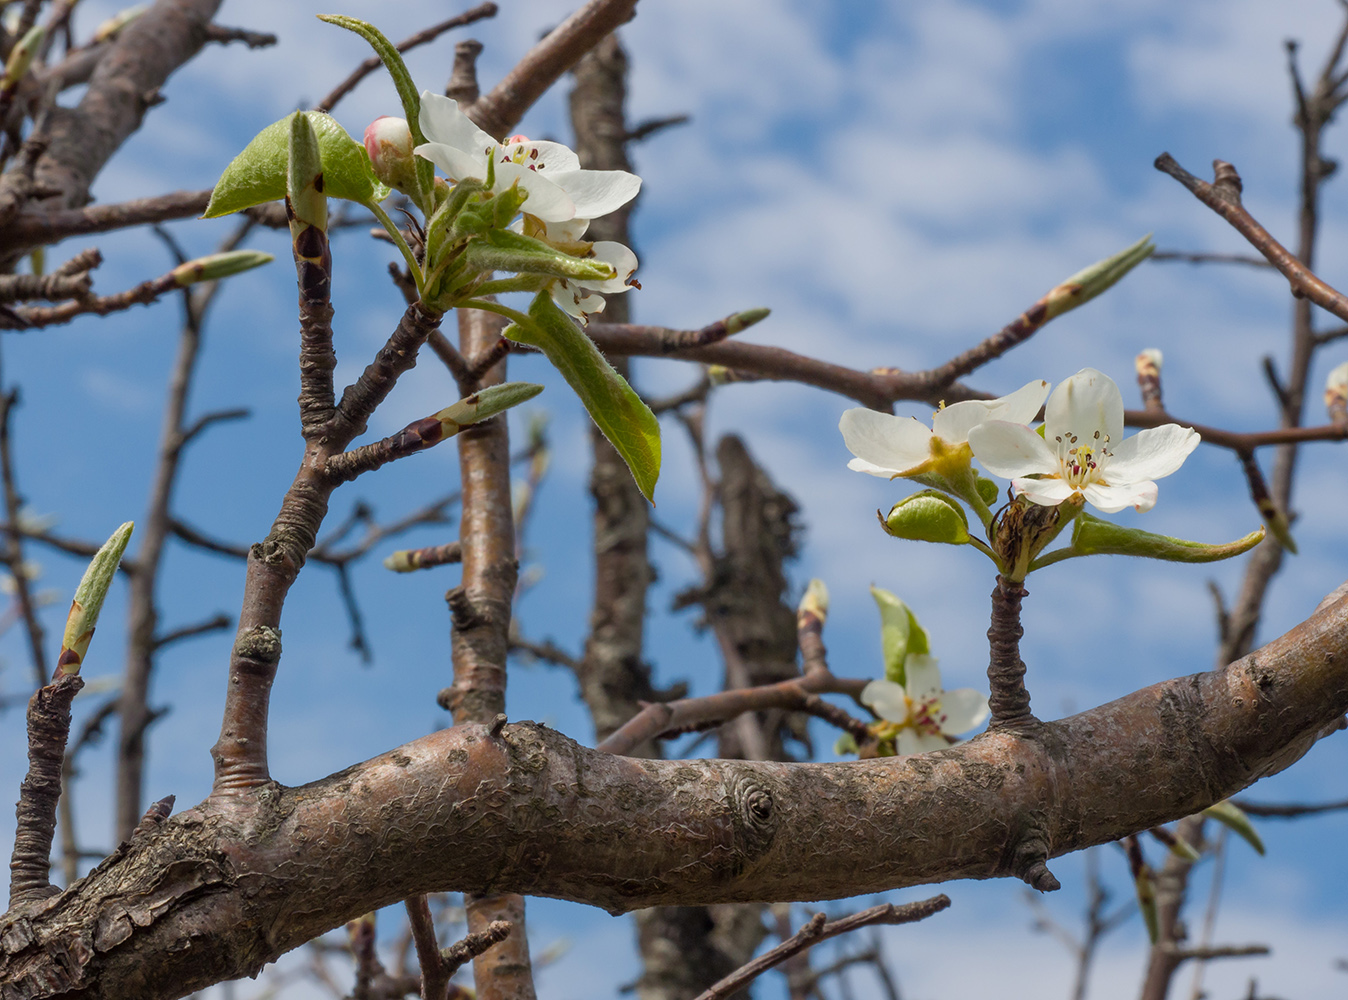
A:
[1013, 477, 1077, 507]
[967, 420, 1058, 478]
[839, 409, 933, 477]
[989, 379, 1052, 424]
[1105, 423, 1200, 483]
[575, 241, 637, 292]
[519, 140, 581, 174]
[861, 679, 909, 724]
[414, 141, 488, 183]
[1045, 368, 1123, 446]
[1082, 479, 1158, 513]
[904, 654, 943, 700]
[934, 688, 990, 734]
[552, 168, 642, 219]
[494, 163, 576, 221]
[897, 730, 950, 755]
[418, 92, 494, 155]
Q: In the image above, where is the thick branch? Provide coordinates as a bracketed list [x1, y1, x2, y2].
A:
[5, 588, 1347, 998]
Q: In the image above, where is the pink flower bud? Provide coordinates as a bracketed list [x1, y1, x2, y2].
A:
[363, 116, 416, 194]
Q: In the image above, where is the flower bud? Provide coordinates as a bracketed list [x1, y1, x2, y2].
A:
[363, 116, 418, 195]
[1326, 360, 1348, 427]
[797, 578, 829, 624]
[1135, 347, 1163, 410]
[171, 250, 274, 286]
[882, 491, 970, 545]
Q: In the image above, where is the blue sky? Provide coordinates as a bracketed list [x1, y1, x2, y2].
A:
[3, 1, 1348, 997]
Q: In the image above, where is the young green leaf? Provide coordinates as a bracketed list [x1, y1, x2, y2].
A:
[204, 111, 386, 218]
[58, 521, 134, 676]
[317, 15, 433, 210]
[870, 586, 928, 685]
[505, 292, 661, 502]
[1204, 800, 1265, 856]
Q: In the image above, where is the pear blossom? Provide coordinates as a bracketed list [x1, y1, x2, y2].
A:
[968, 368, 1199, 514]
[840, 379, 1049, 480]
[861, 655, 990, 755]
[414, 92, 641, 226]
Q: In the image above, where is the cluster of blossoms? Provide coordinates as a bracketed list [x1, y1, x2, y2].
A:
[861, 654, 990, 756]
[842, 368, 1200, 515]
[365, 93, 642, 321]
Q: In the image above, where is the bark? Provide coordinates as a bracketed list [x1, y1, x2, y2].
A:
[3, 583, 1343, 1000]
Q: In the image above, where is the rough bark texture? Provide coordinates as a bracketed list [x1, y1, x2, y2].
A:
[2, 587, 1346, 999]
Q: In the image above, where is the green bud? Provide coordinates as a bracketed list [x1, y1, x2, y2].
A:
[492, 184, 531, 230]
[833, 732, 859, 756]
[94, 5, 148, 43]
[58, 521, 133, 676]
[1068, 513, 1265, 564]
[1134, 866, 1159, 944]
[171, 250, 274, 286]
[1165, 835, 1201, 862]
[725, 307, 771, 334]
[797, 578, 829, 624]
[1203, 800, 1265, 856]
[287, 111, 327, 232]
[1042, 234, 1155, 321]
[2, 24, 44, 92]
[433, 382, 544, 434]
[883, 490, 970, 545]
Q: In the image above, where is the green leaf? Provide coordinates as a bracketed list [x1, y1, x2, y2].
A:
[317, 15, 434, 210]
[975, 475, 1000, 505]
[204, 112, 385, 219]
[833, 732, 859, 756]
[435, 381, 544, 432]
[1204, 801, 1265, 856]
[507, 292, 661, 502]
[1134, 866, 1159, 944]
[883, 490, 971, 545]
[1070, 514, 1265, 564]
[870, 586, 929, 684]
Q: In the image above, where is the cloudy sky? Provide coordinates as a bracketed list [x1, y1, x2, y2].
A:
[3, 1, 1348, 998]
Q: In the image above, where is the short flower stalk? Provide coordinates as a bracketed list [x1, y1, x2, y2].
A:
[986, 576, 1034, 728]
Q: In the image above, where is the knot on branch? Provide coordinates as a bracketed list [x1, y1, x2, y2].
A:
[232, 626, 282, 668]
[725, 767, 778, 862]
[446, 585, 488, 631]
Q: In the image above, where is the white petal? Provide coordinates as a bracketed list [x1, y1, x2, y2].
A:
[541, 217, 591, 241]
[861, 679, 909, 724]
[414, 141, 487, 183]
[575, 241, 638, 292]
[932, 380, 1048, 443]
[418, 92, 494, 154]
[988, 379, 1051, 424]
[1013, 477, 1077, 507]
[935, 688, 990, 734]
[931, 399, 992, 443]
[520, 140, 581, 174]
[551, 280, 607, 320]
[897, 730, 950, 755]
[552, 168, 642, 219]
[904, 655, 943, 700]
[1082, 479, 1158, 513]
[494, 163, 576, 221]
[839, 409, 933, 476]
[1105, 424, 1200, 483]
[1045, 368, 1123, 446]
[967, 420, 1058, 478]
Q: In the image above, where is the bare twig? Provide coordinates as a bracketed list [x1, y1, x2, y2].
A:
[691, 898, 951, 1000]
[1151, 250, 1273, 269]
[316, 3, 500, 113]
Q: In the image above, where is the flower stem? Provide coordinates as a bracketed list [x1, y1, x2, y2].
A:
[365, 200, 424, 295]
[986, 575, 1037, 728]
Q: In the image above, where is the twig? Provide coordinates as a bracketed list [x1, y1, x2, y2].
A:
[315, 3, 500, 113]
[152, 613, 233, 651]
[203, 25, 277, 49]
[440, 920, 512, 978]
[404, 895, 449, 1000]
[1231, 796, 1348, 817]
[0, 188, 213, 251]
[0, 385, 47, 687]
[1150, 251, 1273, 269]
[446, 39, 484, 105]
[986, 576, 1035, 729]
[466, 0, 639, 139]
[691, 898, 951, 1000]
[509, 635, 581, 672]
[627, 113, 690, 143]
[1155, 154, 1348, 323]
